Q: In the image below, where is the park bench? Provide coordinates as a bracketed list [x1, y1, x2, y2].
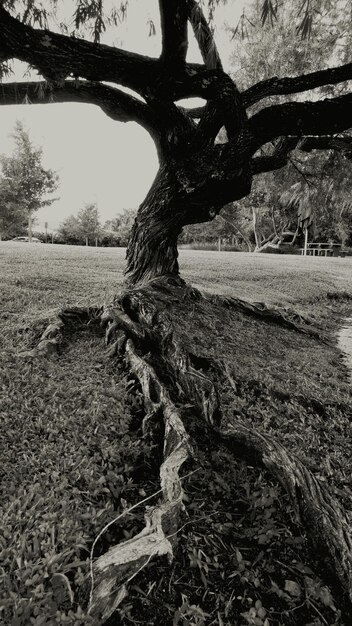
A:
[300, 242, 346, 257]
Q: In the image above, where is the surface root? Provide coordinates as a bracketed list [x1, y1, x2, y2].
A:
[28, 279, 352, 620]
[88, 339, 192, 621]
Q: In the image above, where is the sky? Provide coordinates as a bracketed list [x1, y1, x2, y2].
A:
[0, 1, 244, 232]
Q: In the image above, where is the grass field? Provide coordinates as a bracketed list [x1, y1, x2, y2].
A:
[1, 241, 352, 625]
[2, 241, 352, 324]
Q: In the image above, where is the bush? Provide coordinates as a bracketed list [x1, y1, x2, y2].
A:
[179, 242, 242, 252]
[258, 244, 299, 255]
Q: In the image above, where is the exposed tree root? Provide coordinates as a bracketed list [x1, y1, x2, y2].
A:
[219, 425, 352, 605]
[17, 306, 103, 357]
[206, 292, 324, 339]
[88, 339, 192, 621]
[25, 278, 352, 621]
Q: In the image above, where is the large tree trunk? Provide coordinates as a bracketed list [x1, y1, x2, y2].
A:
[125, 154, 252, 286]
[125, 193, 181, 287]
[125, 166, 195, 286]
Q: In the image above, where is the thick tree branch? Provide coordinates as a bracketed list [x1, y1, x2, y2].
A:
[0, 5, 207, 101]
[0, 79, 198, 161]
[249, 94, 352, 153]
[252, 137, 300, 174]
[0, 5, 160, 94]
[186, 61, 352, 118]
[159, 0, 188, 69]
[190, 73, 247, 151]
[0, 80, 161, 139]
[299, 135, 352, 158]
[186, 0, 222, 70]
[183, 105, 205, 119]
[252, 132, 352, 175]
[243, 62, 352, 108]
[145, 96, 197, 159]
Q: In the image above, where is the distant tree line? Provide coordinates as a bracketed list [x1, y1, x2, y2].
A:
[55, 205, 136, 247]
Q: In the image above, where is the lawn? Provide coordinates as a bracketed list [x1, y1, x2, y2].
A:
[1, 242, 352, 626]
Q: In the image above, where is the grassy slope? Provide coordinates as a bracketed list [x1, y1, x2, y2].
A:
[1, 242, 352, 626]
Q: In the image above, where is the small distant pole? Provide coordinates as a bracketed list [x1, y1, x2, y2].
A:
[218, 237, 221, 252]
[45, 221, 48, 243]
[28, 212, 33, 243]
[304, 226, 308, 256]
[51, 232, 54, 244]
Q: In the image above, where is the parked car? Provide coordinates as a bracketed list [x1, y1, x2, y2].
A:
[12, 236, 42, 243]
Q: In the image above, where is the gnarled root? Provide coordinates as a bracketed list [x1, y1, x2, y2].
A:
[206, 292, 325, 340]
[26, 278, 352, 620]
[85, 277, 352, 620]
[219, 425, 352, 606]
[17, 306, 103, 357]
[88, 339, 192, 621]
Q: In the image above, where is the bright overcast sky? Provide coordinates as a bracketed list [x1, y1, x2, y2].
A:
[0, 1, 244, 231]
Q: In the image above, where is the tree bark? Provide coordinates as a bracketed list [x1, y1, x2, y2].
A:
[125, 144, 252, 286]
[125, 168, 183, 286]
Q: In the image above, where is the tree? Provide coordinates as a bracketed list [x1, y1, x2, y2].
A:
[221, 0, 352, 252]
[182, 204, 254, 250]
[0, 177, 27, 239]
[58, 203, 102, 245]
[0, 121, 59, 241]
[240, 166, 307, 253]
[2, 0, 352, 621]
[57, 214, 82, 245]
[77, 202, 101, 246]
[104, 208, 137, 246]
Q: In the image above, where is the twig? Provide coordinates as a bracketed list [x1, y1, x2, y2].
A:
[288, 155, 316, 188]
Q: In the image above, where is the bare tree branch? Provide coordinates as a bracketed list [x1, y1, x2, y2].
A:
[0, 5, 161, 94]
[299, 135, 352, 158]
[185, 61, 352, 118]
[190, 73, 247, 150]
[182, 105, 205, 118]
[243, 62, 352, 108]
[0, 79, 199, 161]
[249, 94, 352, 153]
[0, 4, 206, 101]
[186, 0, 222, 70]
[0, 80, 160, 137]
[159, 0, 188, 68]
[252, 137, 300, 174]
[252, 130, 352, 176]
